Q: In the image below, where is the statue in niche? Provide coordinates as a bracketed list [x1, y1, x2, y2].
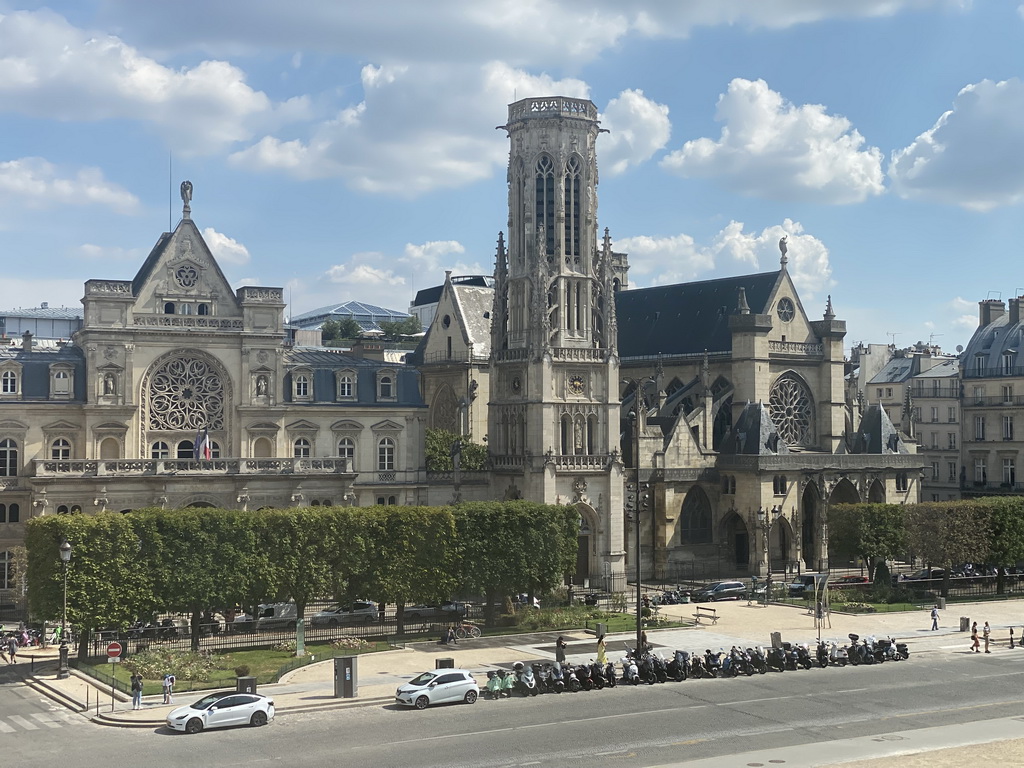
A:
[103, 373, 116, 395]
[256, 375, 268, 396]
[574, 420, 584, 453]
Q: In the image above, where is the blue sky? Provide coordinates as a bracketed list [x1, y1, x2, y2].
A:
[2, 1, 1023, 353]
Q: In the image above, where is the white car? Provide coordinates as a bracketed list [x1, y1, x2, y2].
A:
[395, 669, 479, 709]
[165, 692, 275, 734]
[311, 600, 378, 627]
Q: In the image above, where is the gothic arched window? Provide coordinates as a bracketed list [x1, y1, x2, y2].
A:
[535, 155, 555, 260]
[680, 486, 713, 545]
[563, 155, 582, 262]
[768, 373, 815, 447]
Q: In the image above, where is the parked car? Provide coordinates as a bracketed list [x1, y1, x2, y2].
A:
[403, 604, 449, 621]
[691, 581, 747, 602]
[166, 692, 275, 734]
[395, 669, 479, 709]
[310, 600, 378, 627]
[788, 573, 831, 598]
[832, 575, 870, 587]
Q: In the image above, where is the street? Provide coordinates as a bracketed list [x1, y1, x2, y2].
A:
[3, 646, 1024, 767]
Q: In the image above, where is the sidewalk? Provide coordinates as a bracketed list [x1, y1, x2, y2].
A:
[18, 599, 1024, 765]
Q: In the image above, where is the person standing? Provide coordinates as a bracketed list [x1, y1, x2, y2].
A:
[130, 673, 144, 710]
[931, 605, 939, 631]
[971, 621, 980, 653]
[6, 634, 16, 664]
[596, 635, 607, 665]
[983, 621, 991, 653]
[162, 672, 175, 704]
[555, 636, 567, 664]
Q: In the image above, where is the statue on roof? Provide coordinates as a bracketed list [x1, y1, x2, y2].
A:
[180, 180, 193, 216]
[778, 235, 788, 265]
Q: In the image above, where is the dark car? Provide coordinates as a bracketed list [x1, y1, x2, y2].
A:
[832, 575, 870, 587]
[691, 581, 747, 602]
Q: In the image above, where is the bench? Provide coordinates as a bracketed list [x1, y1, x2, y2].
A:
[693, 605, 719, 624]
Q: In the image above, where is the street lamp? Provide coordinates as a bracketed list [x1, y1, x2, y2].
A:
[623, 375, 656, 655]
[57, 539, 72, 680]
[755, 506, 782, 603]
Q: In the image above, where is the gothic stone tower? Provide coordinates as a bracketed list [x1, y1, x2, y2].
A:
[489, 96, 626, 590]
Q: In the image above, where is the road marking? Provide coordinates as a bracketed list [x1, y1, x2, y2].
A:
[0, 720, 15, 733]
[30, 713, 61, 729]
[8, 715, 39, 731]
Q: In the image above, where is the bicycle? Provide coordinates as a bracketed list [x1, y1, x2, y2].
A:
[454, 623, 481, 640]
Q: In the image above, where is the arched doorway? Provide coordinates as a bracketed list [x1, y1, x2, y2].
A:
[868, 479, 885, 503]
[770, 516, 795, 573]
[801, 483, 820, 569]
[718, 510, 749, 570]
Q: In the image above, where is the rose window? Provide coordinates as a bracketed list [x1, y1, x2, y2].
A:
[768, 374, 813, 446]
[148, 357, 225, 431]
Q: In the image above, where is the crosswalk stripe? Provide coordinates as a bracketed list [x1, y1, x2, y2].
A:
[8, 715, 39, 731]
[0, 720, 15, 733]
[51, 712, 87, 726]
[30, 713, 62, 729]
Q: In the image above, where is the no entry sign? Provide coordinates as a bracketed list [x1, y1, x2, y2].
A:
[106, 641, 122, 658]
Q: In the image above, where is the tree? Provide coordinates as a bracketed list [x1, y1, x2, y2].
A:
[379, 316, 422, 340]
[320, 319, 341, 342]
[337, 317, 362, 339]
[980, 497, 1024, 594]
[829, 503, 906, 571]
[425, 428, 489, 471]
[453, 502, 579, 626]
[904, 501, 991, 598]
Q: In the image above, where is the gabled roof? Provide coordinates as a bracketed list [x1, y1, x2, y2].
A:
[452, 284, 493, 357]
[290, 301, 409, 330]
[615, 271, 781, 358]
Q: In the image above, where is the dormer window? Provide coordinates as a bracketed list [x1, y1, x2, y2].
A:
[50, 365, 74, 399]
[377, 369, 397, 401]
[1, 370, 17, 395]
[292, 369, 313, 402]
[336, 370, 357, 401]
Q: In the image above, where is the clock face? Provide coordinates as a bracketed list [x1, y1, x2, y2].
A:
[777, 297, 795, 322]
[568, 375, 585, 396]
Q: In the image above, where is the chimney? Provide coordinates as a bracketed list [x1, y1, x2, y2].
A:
[979, 299, 1005, 327]
[22, 331, 32, 351]
[1010, 297, 1022, 327]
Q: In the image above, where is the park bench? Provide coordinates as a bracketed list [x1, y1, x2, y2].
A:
[693, 605, 719, 625]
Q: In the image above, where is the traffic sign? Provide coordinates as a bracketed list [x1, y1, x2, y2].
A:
[106, 641, 122, 658]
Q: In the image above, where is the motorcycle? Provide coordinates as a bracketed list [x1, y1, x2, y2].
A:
[651, 653, 669, 683]
[500, 669, 516, 697]
[548, 662, 566, 693]
[795, 643, 814, 670]
[565, 663, 582, 692]
[866, 635, 887, 664]
[703, 650, 723, 678]
[816, 640, 830, 669]
[748, 647, 769, 674]
[513, 661, 539, 696]
[575, 663, 595, 691]
[667, 650, 689, 682]
[589, 661, 607, 690]
[730, 647, 755, 676]
[604, 660, 618, 688]
[621, 656, 640, 685]
[767, 645, 787, 672]
[823, 640, 848, 667]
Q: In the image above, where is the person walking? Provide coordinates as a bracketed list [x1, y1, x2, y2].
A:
[931, 605, 940, 631]
[555, 636, 567, 664]
[983, 621, 991, 653]
[970, 621, 980, 653]
[596, 635, 607, 665]
[130, 673, 144, 710]
[162, 672, 175, 704]
[6, 634, 16, 664]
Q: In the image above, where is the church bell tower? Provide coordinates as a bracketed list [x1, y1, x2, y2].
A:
[489, 96, 625, 588]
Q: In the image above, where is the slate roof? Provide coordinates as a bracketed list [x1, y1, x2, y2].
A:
[283, 348, 424, 407]
[911, 358, 959, 379]
[615, 271, 781, 358]
[0, 343, 86, 400]
[453, 285, 494, 358]
[0, 306, 83, 320]
[412, 276, 493, 308]
[868, 356, 917, 385]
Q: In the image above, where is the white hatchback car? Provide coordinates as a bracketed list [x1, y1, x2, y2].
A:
[395, 669, 479, 709]
[166, 691, 275, 734]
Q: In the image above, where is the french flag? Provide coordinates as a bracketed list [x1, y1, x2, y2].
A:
[193, 427, 212, 461]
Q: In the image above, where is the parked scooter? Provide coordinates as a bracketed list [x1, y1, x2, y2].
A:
[604, 660, 618, 688]
[748, 647, 769, 674]
[703, 649, 723, 678]
[589, 661, 608, 690]
[767, 645, 787, 672]
[621, 656, 640, 685]
[795, 643, 814, 670]
[485, 670, 504, 699]
[667, 650, 689, 682]
[548, 662, 566, 693]
[500, 669, 516, 697]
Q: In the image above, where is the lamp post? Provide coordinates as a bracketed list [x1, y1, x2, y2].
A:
[57, 539, 72, 680]
[756, 505, 782, 602]
[623, 375, 656, 654]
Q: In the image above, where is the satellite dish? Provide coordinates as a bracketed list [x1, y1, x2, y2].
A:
[956, 345, 964, 353]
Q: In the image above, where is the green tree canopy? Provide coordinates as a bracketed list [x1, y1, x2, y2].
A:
[425, 429, 489, 471]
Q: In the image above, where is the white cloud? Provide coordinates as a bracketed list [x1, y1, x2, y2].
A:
[325, 260, 406, 288]
[599, 89, 671, 175]
[0, 157, 139, 213]
[399, 240, 487, 276]
[229, 61, 588, 196]
[949, 296, 978, 330]
[661, 78, 885, 204]
[202, 227, 250, 266]
[0, 9, 308, 155]
[889, 78, 1024, 211]
[615, 218, 833, 301]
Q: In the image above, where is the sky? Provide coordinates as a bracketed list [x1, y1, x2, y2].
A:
[1, 1, 1023, 354]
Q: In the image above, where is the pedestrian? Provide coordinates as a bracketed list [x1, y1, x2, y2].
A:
[445, 625, 457, 645]
[162, 672, 175, 704]
[130, 673, 144, 710]
[596, 634, 607, 665]
[983, 621, 991, 653]
[971, 621, 980, 653]
[6, 634, 16, 664]
[931, 605, 939, 631]
[555, 635, 567, 664]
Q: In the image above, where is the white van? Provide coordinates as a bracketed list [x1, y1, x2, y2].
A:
[253, 602, 298, 631]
